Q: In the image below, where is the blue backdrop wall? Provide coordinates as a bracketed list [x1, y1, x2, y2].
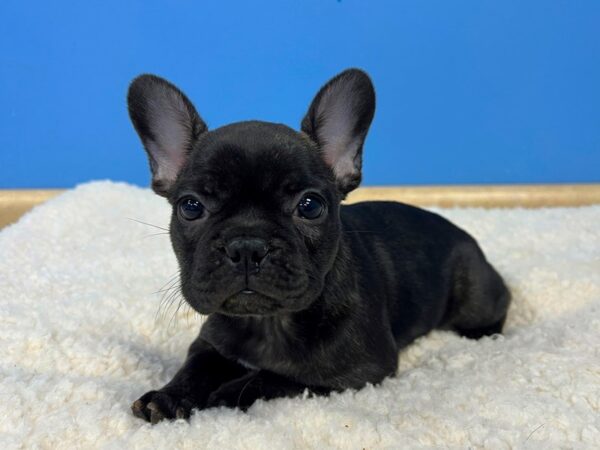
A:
[1, 0, 599, 188]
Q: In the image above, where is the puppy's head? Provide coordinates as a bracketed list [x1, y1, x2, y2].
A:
[127, 69, 375, 316]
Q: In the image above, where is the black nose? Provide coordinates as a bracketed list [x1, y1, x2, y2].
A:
[225, 237, 269, 268]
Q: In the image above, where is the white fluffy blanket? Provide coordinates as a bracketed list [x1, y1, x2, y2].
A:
[1, 181, 598, 449]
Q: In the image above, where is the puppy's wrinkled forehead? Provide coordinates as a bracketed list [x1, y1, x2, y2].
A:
[175, 121, 332, 200]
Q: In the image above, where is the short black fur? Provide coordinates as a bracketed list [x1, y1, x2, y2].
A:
[127, 69, 511, 423]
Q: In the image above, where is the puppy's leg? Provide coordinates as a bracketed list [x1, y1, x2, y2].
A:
[446, 243, 511, 339]
[132, 336, 248, 423]
[206, 370, 331, 411]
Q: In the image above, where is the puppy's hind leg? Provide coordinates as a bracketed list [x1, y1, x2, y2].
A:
[445, 243, 511, 340]
[455, 312, 507, 339]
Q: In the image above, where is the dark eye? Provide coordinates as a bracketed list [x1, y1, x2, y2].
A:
[178, 196, 205, 220]
[297, 194, 325, 220]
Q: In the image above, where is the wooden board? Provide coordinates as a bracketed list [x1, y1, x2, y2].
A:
[346, 184, 600, 208]
[1, 184, 600, 229]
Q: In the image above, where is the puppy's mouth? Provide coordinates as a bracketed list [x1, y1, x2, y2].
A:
[220, 288, 283, 316]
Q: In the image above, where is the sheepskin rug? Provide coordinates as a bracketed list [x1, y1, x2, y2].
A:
[1, 181, 598, 449]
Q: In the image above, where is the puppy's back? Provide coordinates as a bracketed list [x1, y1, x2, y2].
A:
[339, 201, 509, 346]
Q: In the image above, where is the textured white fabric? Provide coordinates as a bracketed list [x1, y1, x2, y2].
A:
[1, 181, 598, 449]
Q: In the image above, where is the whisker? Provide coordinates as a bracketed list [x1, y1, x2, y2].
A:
[168, 295, 187, 330]
[161, 285, 181, 309]
[142, 232, 170, 239]
[159, 288, 179, 312]
[154, 284, 181, 295]
[162, 271, 181, 286]
[154, 277, 180, 295]
[156, 289, 182, 324]
[152, 272, 180, 295]
[154, 273, 183, 323]
[127, 217, 169, 232]
[151, 271, 204, 331]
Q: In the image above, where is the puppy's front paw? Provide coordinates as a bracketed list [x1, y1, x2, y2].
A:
[131, 389, 197, 424]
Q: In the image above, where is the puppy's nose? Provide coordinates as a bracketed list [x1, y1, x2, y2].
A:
[225, 237, 269, 268]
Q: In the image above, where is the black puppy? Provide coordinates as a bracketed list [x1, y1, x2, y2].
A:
[127, 69, 510, 424]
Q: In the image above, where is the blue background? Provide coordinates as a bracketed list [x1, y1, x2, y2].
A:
[1, 0, 599, 188]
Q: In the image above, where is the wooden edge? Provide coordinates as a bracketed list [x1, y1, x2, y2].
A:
[346, 184, 600, 208]
[0, 190, 64, 229]
[1, 184, 600, 229]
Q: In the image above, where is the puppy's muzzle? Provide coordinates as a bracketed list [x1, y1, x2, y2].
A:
[224, 237, 269, 275]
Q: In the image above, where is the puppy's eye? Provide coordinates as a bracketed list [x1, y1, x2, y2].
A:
[297, 194, 325, 220]
[178, 196, 205, 220]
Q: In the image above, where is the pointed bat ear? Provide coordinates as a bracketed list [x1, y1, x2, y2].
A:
[301, 69, 375, 195]
[127, 75, 207, 196]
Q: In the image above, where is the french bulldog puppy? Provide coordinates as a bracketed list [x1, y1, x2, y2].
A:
[127, 69, 511, 424]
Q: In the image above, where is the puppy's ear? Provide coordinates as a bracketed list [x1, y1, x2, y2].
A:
[301, 69, 375, 194]
[127, 75, 207, 196]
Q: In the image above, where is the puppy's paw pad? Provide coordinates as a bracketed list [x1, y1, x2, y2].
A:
[147, 401, 167, 424]
[131, 390, 196, 424]
[131, 398, 150, 421]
